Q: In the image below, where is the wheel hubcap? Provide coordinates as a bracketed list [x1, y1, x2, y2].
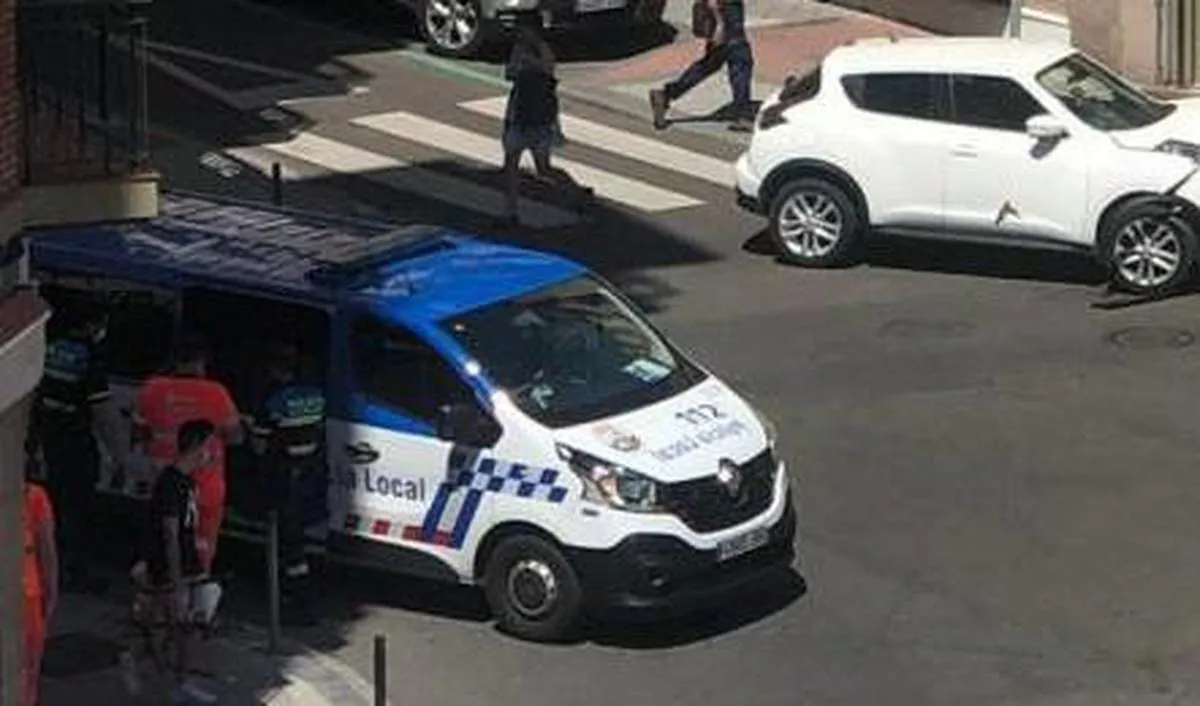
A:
[425, 0, 478, 51]
[778, 191, 844, 258]
[507, 559, 558, 619]
[1113, 217, 1183, 289]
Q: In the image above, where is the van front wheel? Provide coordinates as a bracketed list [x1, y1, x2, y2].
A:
[484, 535, 583, 643]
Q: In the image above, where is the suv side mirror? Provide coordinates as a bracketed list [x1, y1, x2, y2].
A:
[1026, 114, 1068, 140]
[436, 402, 501, 449]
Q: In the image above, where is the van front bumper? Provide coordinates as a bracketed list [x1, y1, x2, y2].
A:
[565, 493, 797, 617]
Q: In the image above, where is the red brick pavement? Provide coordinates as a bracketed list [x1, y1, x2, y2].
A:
[581, 14, 929, 88]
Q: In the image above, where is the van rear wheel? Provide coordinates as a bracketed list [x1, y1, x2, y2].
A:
[484, 535, 583, 643]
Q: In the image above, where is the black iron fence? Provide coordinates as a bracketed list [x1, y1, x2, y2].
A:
[18, 0, 152, 185]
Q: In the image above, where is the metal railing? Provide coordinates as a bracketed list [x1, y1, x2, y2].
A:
[18, 0, 152, 185]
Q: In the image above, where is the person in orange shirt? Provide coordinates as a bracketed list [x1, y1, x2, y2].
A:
[133, 333, 243, 575]
[23, 480, 58, 706]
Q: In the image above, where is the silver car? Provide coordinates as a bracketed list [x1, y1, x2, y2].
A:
[415, 0, 667, 57]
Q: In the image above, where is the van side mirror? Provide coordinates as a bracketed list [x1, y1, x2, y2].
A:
[1026, 114, 1068, 140]
[436, 402, 501, 449]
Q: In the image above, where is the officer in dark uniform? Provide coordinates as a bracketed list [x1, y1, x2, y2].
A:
[248, 342, 326, 626]
[35, 295, 124, 590]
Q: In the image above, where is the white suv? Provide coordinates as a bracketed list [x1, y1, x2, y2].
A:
[735, 37, 1200, 295]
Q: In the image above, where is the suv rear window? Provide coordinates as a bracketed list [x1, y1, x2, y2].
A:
[842, 73, 941, 120]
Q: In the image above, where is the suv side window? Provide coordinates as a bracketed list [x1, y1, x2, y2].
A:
[951, 74, 1046, 131]
[842, 72, 943, 120]
[350, 316, 475, 428]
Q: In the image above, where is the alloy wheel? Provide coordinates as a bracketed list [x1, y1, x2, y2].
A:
[1113, 216, 1184, 290]
[425, 0, 479, 52]
[777, 191, 844, 259]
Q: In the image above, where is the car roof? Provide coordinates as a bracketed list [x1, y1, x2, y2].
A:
[28, 191, 585, 324]
[825, 37, 1077, 77]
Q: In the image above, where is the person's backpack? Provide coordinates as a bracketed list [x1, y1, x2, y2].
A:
[513, 68, 558, 129]
[691, 0, 716, 39]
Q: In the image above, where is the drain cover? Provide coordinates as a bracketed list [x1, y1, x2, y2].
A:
[1105, 326, 1195, 350]
[878, 318, 975, 339]
[41, 632, 120, 679]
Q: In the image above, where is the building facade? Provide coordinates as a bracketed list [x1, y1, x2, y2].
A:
[0, 1, 157, 704]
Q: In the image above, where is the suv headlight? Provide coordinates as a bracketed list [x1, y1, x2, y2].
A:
[555, 444, 664, 513]
[1156, 139, 1200, 161]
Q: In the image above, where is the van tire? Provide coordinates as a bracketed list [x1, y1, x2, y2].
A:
[484, 535, 583, 643]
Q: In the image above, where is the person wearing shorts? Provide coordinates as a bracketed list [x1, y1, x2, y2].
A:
[499, 14, 594, 227]
[134, 333, 243, 574]
[23, 480, 58, 706]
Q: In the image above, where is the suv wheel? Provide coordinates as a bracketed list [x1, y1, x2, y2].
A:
[1104, 200, 1198, 296]
[484, 535, 583, 643]
[422, 0, 488, 58]
[768, 177, 865, 268]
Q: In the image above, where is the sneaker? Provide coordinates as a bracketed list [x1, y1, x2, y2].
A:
[728, 116, 755, 133]
[649, 89, 669, 130]
[173, 680, 218, 705]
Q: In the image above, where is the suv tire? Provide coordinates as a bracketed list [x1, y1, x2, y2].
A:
[484, 534, 584, 643]
[768, 176, 865, 268]
[1103, 199, 1198, 296]
[422, 0, 489, 58]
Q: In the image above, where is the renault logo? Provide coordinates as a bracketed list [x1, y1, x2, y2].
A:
[716, 459, 742, 498]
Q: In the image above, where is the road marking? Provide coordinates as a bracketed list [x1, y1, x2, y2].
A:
[352, 110, 703, 213]
[227, 133, 577, 228]
[459, 96, 735, 188]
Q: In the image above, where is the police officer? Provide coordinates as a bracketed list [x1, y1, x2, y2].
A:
[35, 295, 125, 590]
[248, 342, 326, 626]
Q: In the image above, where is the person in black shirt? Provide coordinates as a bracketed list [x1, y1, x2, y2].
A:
[649, 0, 755, 132]
[142, 419, 213, 705]
[35, 297, 126, 590]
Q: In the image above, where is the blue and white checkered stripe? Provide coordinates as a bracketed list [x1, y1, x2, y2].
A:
[456, 458, 569, 504]
[404, 456, 571, 549]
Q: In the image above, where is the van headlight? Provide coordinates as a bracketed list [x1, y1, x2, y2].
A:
[555, 444, 664, 513]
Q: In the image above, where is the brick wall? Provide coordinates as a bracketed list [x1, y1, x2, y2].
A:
[0, 0, 18, 217]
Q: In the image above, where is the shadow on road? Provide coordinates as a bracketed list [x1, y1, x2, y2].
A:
[742, 230, 1108, 286]
[589, 567, 808, 649]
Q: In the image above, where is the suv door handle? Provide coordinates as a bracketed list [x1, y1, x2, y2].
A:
[345, 442, 380, 464]
[952, 143, 978, 157]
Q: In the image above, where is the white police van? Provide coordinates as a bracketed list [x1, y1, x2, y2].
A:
[28, 192, 796, 641]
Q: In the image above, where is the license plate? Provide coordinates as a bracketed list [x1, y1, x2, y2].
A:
[717, 527, 769, 562]
[576, 0, 626, 13]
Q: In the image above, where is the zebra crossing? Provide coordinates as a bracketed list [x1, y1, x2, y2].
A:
[223, 93, 742, 227]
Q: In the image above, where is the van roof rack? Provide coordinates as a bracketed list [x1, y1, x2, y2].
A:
[307, 225, 454, 288]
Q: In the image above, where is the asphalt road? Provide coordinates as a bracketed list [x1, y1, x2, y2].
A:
[135, 1, 1200, 704]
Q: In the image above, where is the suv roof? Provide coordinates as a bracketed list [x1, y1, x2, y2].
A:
[29, 191, 583, 323]
[825, 37, 1076, 77]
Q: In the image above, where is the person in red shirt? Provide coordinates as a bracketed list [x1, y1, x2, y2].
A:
[23, 480, 58, 706]
[134, 333, 243, 575]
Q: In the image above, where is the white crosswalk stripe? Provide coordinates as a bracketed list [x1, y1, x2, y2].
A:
[459, 96, 736, 188]
[226, 132, 578, 229]
[351, 109, 704, 213]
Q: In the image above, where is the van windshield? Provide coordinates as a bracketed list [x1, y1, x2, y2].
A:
[443, 276, 705, 428]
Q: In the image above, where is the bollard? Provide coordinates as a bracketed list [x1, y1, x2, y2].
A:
[374, 634, 387, 706]
[272, 162, 283, 206]
[267, 510, 281, 654]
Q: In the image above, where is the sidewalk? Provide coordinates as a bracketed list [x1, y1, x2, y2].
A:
[39, 584, 380, 706]
[558, 2, 929, 143]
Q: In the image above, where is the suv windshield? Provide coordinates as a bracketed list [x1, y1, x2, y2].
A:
[1036, 53, 1175, 131]
[443, 276, 705, 428]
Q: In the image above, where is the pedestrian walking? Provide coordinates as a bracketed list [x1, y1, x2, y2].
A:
[248, 342, 327, 626]
[500, 14, 594, 227]
[34, 296, 125, 591]
[134, 333, 243, 577]
[22, 479, 58, 706]
[649, 0, 755, 131]
[136, 419, 218, 705]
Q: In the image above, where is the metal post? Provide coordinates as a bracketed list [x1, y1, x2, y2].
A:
[272, 163, 284, 206]
[128, 12, 151, 168]
[1006, 0, 1024, 38]
[267, 510, 281, 654]
[373, 634, 387, 706]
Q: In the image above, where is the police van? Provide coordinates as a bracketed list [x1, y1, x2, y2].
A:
[28, 192, 796, 641]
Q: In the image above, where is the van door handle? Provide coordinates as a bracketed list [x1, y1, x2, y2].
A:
[345, 442, 380, 464]
[952, 143, 978, 157]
